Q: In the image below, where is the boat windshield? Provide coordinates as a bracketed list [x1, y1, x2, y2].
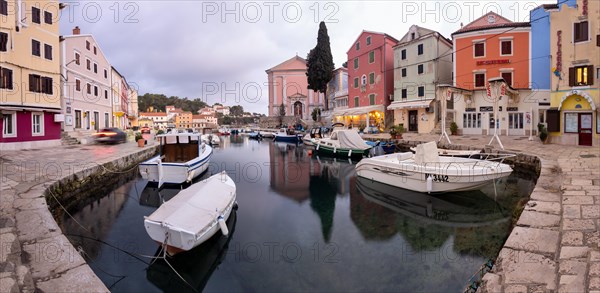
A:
[160, 135, 200, 163]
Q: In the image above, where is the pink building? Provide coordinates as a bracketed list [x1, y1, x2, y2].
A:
[336, 31, 398, 129]
[266, 55, 324, 121]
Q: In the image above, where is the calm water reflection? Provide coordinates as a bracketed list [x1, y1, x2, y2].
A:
[63, 136, 535, 292]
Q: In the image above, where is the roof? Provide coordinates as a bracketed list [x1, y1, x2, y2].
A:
[452, 12, 530, 36]
[346, 30, 399, 54]
[265, 55, 307, 73]
[139, 112, 167, 117]
[395, 25, 452, 48]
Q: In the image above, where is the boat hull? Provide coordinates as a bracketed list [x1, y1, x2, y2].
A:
[315, 143, 370, 159]
[139, 146, 213, 184]
[355, 154, 513, 193]
[274, 134, 301, 143]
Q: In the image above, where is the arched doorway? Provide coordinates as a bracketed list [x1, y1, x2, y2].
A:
[293, 101, 303, 118]
[559, 91, 596, 146]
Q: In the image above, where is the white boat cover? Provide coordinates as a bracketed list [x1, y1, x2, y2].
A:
[414, 141, 440, 165]
[146, 172, 235, 234]
[336, 130, 371, 150]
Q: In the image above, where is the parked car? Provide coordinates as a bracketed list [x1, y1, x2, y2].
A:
[141, 126, 151, 134]
[92, 128, 127, 144]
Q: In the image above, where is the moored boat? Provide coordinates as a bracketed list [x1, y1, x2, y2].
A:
[355, 141, 513, 193]
[144, 171, 237, 255]
[273, 128, 302, 143]
[314, 128, 372, 159]
[139, 133, 213, 187]
[248, 131, 262, 140]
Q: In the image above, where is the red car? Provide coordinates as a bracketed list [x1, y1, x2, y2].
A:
[92, 128, 127, 144]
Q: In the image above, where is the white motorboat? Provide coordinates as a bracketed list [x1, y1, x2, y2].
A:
[314, 128, 372, 159]
[139, 133, 213, 187]
[273, 128, 302, 143]
[302, 126, 331, 147]
[201, 134, 220, 146]
[260, 131, 274, 138]
[144, 171, 237, 255]
[410, 147, 482, 157]
[355, 141, 513, 193]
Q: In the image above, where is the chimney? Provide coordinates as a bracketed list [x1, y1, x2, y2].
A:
[73, 26, 80, 35]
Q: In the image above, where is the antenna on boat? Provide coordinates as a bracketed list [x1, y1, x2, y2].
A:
[437, 85, 452, 145]
[487, 78, 505, 150]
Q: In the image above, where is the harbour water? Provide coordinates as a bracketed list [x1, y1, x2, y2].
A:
[62, 136, 536, 292]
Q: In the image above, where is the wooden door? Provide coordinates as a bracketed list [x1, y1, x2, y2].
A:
[579, 113, 592, 146]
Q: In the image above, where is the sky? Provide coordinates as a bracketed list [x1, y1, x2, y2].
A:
[58, 0, 554, 114]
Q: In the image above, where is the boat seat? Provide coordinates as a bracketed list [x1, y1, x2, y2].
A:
[414, 141, 440, 165]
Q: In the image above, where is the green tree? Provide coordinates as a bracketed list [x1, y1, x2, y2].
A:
[230, 105, 244, 117]
[306, 21, 334, 94]
[278, 103, 286, 127]
[311, 108, 321, 122]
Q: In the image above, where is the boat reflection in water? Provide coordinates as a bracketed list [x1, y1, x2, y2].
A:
[353, 176, 514, 258]
[146, 209, 237, 293]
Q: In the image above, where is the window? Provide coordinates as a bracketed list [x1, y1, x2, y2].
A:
[2, 112, 16, 137]
[105, 113, 109, 128]
[32, 39, 40, 56]
[369, 94, 375, 105]
[0, 0, 7, 15]
[75, 79, 81, 91]
[86, 83, 91, 94]
[366, 36, 371, 45]
[500, 40, 512, 55]
[508, 113, 523, 129]
[418, 86, 424, 97]
[354, 77, 359, 88]
[75, 52, 80, 65]
[32, 7, 40, 24]
[94, 85, 98, 96]
[417, 44, 423, 55]
[28, 74, 53, 94]
[369, 72, 375, 84]
[418, 64, 424, 74]
[463, 113, 482, 128]
[353, 58, 358, 69]
[44, 11, 52, 24]
[86, 59, 91, 70]
[474, 42, 485, 57]
[0, 32, 7, 51]
[0, 67, 13, 89]
[368, 51, 375, 63]
[574, 21, 589, 43]
[401, 89, 407, 99]
[104, 69, 108, 79]
[355, 42, 360, 50]
[32, 112, 43, 135]
[564, 113, 578, 133]
[401, 68, 407, 77]
[93, 63, 97, 73]
[354, 96, 359, 107]
[501, 72, 513, 86]
[104, 90, 108, 99]
[411, 33, 415, 40]
[569, 65, 594, 86]
[44, 44, 52, 60]
[401, 49, 406, 60]
[93, 46, 97, 55]
[361, 75, 367, 86]
[86, 41, 90, 50]
[475, 73, 486, 88]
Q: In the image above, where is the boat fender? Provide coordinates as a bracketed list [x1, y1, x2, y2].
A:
[218, 215, 229, 236]
[333, 147, 337, 154]
[426, 175, 433, 194]
[348, 149, 352, 157]
[316, 144, 320, 150]
[233, 201, 239, 210]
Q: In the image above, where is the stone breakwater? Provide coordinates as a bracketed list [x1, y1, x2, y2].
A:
[1, 144, 157, 293]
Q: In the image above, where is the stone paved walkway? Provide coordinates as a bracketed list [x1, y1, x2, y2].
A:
[364, 133, 600, 292]
[0, 142, 157, 293]
[1, 134, 598, 292]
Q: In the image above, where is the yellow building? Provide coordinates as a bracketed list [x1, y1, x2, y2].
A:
[548, 0, 599, 146]
[1, 0, 63, 150]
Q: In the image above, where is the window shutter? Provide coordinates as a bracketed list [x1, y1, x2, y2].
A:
[588, 65, 594, 85]
[547, 110, 560, 132]
[29, 74, 34, 91]
[568, 67, 575, 86]
[582, 21, 588, 41]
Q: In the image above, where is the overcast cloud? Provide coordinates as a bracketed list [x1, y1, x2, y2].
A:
[58, 1, 553, 114]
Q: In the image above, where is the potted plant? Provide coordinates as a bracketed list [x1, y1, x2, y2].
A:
[539, 126, 548, 144]
[389, 127, 398, 139]
[450, 122, 459, 135]
[397, 123, 405, 139]
[135, 132, 145, 147]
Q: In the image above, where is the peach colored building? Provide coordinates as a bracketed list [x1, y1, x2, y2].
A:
[1, 0, 63, 150]
[61, 27, 112, 133]
[266, 55, 324, 121]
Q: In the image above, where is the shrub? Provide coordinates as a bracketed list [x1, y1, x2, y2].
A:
[450, 122, 458, 135]
[135, 132, 143, 141]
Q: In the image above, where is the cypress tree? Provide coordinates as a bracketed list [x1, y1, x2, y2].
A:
[306, 21, 334, 94]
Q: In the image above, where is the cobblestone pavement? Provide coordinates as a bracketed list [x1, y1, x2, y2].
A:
[1, 134, 599, 292]
[0, 142, 157, 293]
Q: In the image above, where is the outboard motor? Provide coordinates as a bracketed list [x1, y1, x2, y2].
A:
[370, 146, 385, 157]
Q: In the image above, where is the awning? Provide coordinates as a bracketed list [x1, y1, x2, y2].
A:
[333, 105, 385, 116]
[387, 99, 434, 110]
[0, 106, 62, 113]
